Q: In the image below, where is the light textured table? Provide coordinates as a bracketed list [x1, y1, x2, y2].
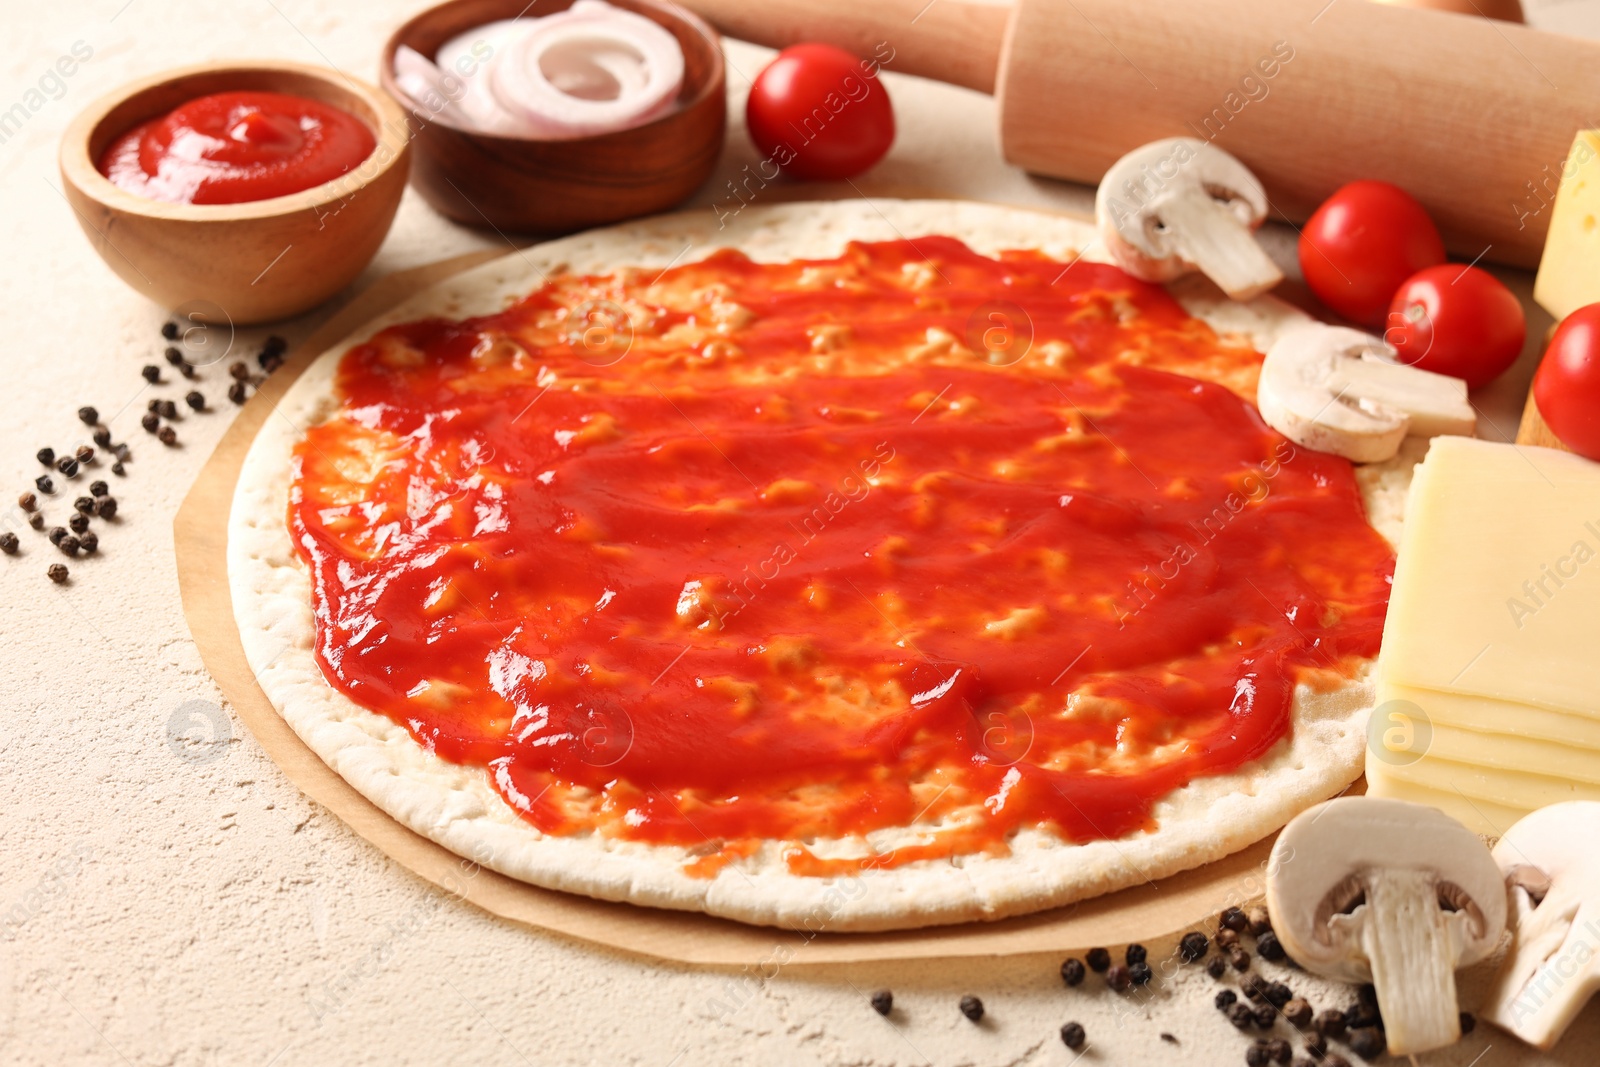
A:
[3, 2, 1599, 1064]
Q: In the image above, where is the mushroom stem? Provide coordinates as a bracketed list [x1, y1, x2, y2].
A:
[1482, 882, 1600, 1049]
[1358, 869, 1465, 1055]
[1153, 185, 1284, 301]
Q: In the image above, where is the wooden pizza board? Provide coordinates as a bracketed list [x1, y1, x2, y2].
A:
[174, 245, 1324, 967]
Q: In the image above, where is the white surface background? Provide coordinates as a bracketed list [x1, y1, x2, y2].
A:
[3, 1, 1600, 1064]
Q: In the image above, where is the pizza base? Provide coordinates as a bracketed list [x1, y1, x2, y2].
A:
[229, 200, 1417, 931]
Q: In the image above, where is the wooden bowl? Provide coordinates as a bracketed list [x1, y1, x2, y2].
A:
[60, 60, 411, 325]
[381, 0, 725, 234]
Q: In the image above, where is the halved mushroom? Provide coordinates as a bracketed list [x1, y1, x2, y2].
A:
[1481, 802, 1600, 1050]
[1257, 323, 1476, 463]
[1095, 137, 1283, 300]
[1267, 796, 1507, 1056]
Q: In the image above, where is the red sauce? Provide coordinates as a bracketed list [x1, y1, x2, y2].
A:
[290, 238, 1396, 874]
[98, 91, 375, 205]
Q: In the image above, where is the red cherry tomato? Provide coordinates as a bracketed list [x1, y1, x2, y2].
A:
[745, 44, 894, 181]
[1298, 181, 1446, 327]
[1384, 264, 1526, 389]
[1533, 304, 1600, 460]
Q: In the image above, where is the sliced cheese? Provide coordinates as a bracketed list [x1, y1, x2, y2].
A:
[1534, 130, 1600, 321]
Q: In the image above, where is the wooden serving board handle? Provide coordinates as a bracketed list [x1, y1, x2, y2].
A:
[680, 0, 1600, 269]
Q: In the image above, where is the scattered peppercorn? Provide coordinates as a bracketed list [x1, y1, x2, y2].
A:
[1060, 957, 1086, 986]
[1303, 1030, 1327, 1058]
[162, 320, 179, 340]
[142, 365, 161, 383]
[56, 456, 79, 478]
[1241, 974, 1270, 1002]
[1459, 1012, 1475, 1036]
[1265, 1038, 1292, 1064]
[28, 513, 43, 529]
[77, 405, 99, 425]
[1060, 1021, 1086, 1050]
[58, 535, 79, 556]
[18, 492, 36, 512]
[185, 390, 205, 411]
[229, 360, 250, 380]
[1104, 964, 1132, 993]
[1179, 931, 1210, 962]
[158, 426, 177, 446]
[68, 515, 88, 535]
[1264, 982, 1294, 1008]
[47, 563, 68, 583]
[1313, 1009, 1347, 1039]
[141, 413, 160, 434]
[1206, 956, 1228, 980]
[1247, 907, 1273, 937]
[1161, 1032, 1179, 1045]
[264, 334, 287, 356]
[1344, 1003, 1379, 1031]
[96, 497, 117, 520]
[1129, 961, 1153, 986]
[147, 399, 161, 413]
[1215, 989, 1238, 1010]
[959, 994, 984, 1021]
[1227, 1002, 1255, 1030]
[180, 363, 196, 380]
[73, 496, 94, 516]
[158, 399, 178, 420]
[1230, 948, 1252, 973]
[35, 475, 53, 494]
[1284, 998, 1313, 1029]
[165, 346, 185, 366]
[1250, 1002, 1274, 1029]
[1220, 906, 1249, 932]
[228, 381, 248, 405]
[1217, 928, 1241, 949]
[113, 443, 130, 461]
[1258, 930, 1286, 962]
[1346, 1028, 1383, 1059]
[36, 447, 54, 466]
[1125, 943, 1147, 966]
[93, 428, 112, 448]
[0, 532, 17, 554]
[1246, 1040, 1271, 1067]
[75, 445, 94, 464]
[261, 353, 284, 373]
[869, 990, 892, 1016]
[111, 461, 125, 477]
[78, 530, 97, 553]
[89, 480, 108, 498]
[1086, 947, 1111, 972]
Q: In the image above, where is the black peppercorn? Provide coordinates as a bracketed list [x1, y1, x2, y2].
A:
[1180, 931, 1209, 962]
[1060, 957, 1086, 986]
[18, 492, 36, 511]
[1227, 1002, 1255, 1030]
[959, 994, 983, 1021]
[1215, 989, 1238, 1010]
[1303, 1030, 1327, 1058]
[180, 363, 196, 380]
[1161, 1032, 1178, 1045]
[229, 360, 250, 380]
[1284, 998, 1313, 1029]
[1265, 1038, 1292, 1064]
[47, 563, 68, 583]
[1104, 964, 1131, 993]
[1258, 930, 1286, 962]
[1247, 907, 1273, 937]
[111, 461, 125, 477]
[73, 496, 95, 516]
[1220, 906, 1249, 932]
[89, 480, 108, 498]
[1313, 1009, 1347, 1039]
[28, 513, 43, 530]
[1345, 1028, 1383, 1059]
[1217, 927, 1241, 949]
[68, 515, 88, 535]
[56, 456, 79, 478]
[1459, 1011, 1475, 1035]
[1125, 943, 1147, 966]
[185, 390, 205, 411]
[1206, 956, 1227, 980]
[162, 320, 179, 340]
[261, 353, 284, 374]
[142, 365, 161, 383]
[1265, 982, 1294, 1008]
[1252, 1001, 1277, 1030]
[264, 334, 287, 356]
[1085, 947, 1111, 972]
[75, 445, 93, 464]
[147, 399, 161, 413]
[165, 345, 185, 366]
[96, 497, 117, 520]
[58, 535, 79, 556]
[1230, 948, 1252, 972]
[77, 405, 99, 425]
[1344, 1003, 1379, 1031]
[113, 443, 130, 461]
[79, 529, 98, 553]
[1060, 1022, 1085, 1050]
[35, 475, 53, 494]
[141, 413, 160, 434]
[1246, 1040, 1271, 1067]
[1241, 974, 1270, 1002]
[1129, 961, 1153, 986]
[158, 400, 179, 420]
[158, 426, 177, 446]
[0, 532, 16, 554]
[36, 447, 54, 466]
[228, 380, 248, 404]
[869, 990, 892, 1016]
[92, 428, 112, 448]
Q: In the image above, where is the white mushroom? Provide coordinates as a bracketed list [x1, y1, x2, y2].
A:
[1257, 323, 1476, 463]
[1095, 137, 1283, 300]
[1267, 796, 1507, 1056]
[1481, 802, 1600, 1050]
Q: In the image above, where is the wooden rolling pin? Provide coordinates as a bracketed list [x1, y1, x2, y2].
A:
[681, 0, 1600, 268]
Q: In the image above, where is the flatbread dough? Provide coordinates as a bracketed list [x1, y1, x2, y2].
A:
[229, 200, 1415, 931]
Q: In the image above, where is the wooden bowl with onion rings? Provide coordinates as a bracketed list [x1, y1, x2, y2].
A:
[381, 0, 726, 234]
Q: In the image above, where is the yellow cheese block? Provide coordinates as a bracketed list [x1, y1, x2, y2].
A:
[1534, 129, 1600, 321]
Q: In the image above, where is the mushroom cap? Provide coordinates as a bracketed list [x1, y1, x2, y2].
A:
[1267, 796, 1507, 979]
[1493, 801, 1600, 883]
[1094, 137, 1270, 262]
[1257, 324, 1409, 463]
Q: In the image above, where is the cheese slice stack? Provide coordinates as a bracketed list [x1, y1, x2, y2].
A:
[1366, 436, 1600, 835]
